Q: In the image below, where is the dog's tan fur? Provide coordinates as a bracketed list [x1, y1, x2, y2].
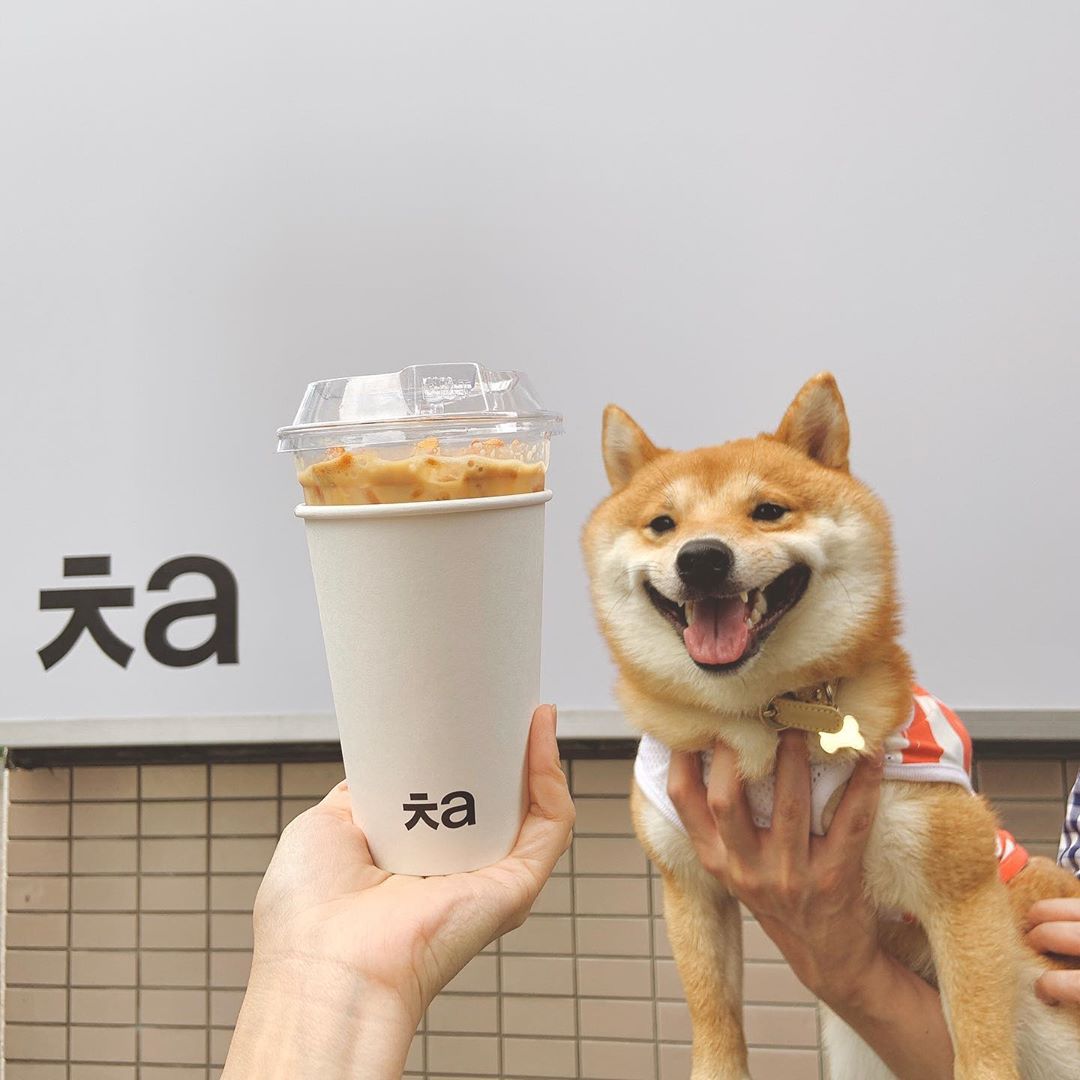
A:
[584, 374, 1080, 1079]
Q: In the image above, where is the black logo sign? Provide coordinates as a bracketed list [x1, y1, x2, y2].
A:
[403, 790, 477, 830]
[39, 555, 238, 670]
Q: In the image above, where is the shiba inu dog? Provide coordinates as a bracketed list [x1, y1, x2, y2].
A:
[583, 373, 1080, 1079]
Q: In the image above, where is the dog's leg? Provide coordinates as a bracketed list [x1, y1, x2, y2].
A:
[921, 881, 1023, 1080]
[864, 783, 1026, 1079]
[632, 783, 749, 1078]
[662, 868, 749, 1080]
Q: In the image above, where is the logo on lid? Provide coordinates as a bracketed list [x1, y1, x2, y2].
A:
[421, 375, 477, 406]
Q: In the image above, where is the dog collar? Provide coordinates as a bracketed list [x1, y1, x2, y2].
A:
[760, 682, 866, 754]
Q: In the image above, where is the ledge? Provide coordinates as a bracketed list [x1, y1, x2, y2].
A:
[5, 737, 643, 769]
[0, 708, 632, 751]
[3, 708, 1079, 769]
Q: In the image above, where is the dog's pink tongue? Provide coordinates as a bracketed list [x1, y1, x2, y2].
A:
[683, 597, 750, 665]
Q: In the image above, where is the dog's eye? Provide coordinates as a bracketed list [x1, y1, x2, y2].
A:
[751, 502, 788, 522]
[648, 515, 677, 534]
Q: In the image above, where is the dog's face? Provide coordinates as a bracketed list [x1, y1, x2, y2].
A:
[583, 373, 898, 711]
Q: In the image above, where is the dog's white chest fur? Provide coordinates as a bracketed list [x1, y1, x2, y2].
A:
[635, 732, 856, 836]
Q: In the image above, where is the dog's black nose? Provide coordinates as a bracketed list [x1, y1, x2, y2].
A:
[676, 540, 734, 592]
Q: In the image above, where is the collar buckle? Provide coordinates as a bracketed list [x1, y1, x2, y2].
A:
[760, 701, 783, 730]
[760, 680, 846, 736]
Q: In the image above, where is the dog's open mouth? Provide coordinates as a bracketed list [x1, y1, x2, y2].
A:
[644, 564, 811, 672]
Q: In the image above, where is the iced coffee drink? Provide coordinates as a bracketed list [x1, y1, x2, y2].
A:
[278, 363, 562, 875]
[299, 437, 546, 506]
[280, 364, 557, 509]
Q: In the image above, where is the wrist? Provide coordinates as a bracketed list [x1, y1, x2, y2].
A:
[755, 916, 885, 1009]
[811, 946, 894, 1013]
[818, 947, 903, 1018]
[223, 955, 418, 1080]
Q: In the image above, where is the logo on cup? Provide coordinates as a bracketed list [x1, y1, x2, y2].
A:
[403, 791, 477, 830]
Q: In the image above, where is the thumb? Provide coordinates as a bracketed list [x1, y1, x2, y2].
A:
[456, 705, 574, 950]
[505, 705, 575, 874]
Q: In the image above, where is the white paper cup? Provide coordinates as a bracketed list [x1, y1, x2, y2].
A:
[297, 490, 551, 876]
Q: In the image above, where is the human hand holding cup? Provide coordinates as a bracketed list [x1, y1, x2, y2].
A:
[222, 704, 574, 1080]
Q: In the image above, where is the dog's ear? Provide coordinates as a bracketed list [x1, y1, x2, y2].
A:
[602, 405, 660, 491]
[774, 372, 850, 471]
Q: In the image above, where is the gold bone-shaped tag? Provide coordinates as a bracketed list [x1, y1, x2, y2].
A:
[819, 714, 865, 754]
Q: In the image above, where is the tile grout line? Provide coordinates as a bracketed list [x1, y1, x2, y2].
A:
[206, 762, 213, 1078]
[66, 770, 73, 1080]
[276, 760, 285, 841]
[422, 727, 428, 1064]
[646, 847, 660, 1080]
[137, 764, 144, 1077]
[421, 1004, 428, 1080]
[0, 760, 7, 1080]
[273, 759, 286, 1077]
[568, 759, 581, 1080]
[817, 1001, 826, 1080]
[495, 927, 503, 1079]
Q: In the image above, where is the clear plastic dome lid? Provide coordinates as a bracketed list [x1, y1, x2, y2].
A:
[276, 363, 563, 453]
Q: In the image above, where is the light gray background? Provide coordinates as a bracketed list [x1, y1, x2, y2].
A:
[3, 2, 1079, 729]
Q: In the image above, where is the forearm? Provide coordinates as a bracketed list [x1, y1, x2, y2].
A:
[222, 958, 415, 1080]
[821, 950, 954, 1080]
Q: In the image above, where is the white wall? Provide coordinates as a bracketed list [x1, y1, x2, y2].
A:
[3, 1, 1079, 728]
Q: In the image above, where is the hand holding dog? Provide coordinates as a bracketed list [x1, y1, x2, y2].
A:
[222, 705, 574, 1080]
[669, 730, 956, 1080]
[1028, 899, 1080, 1005]
[668, 730, 887, 1002]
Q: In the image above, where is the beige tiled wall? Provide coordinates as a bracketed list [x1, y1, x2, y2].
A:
[3, 751, 1075, 1079]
